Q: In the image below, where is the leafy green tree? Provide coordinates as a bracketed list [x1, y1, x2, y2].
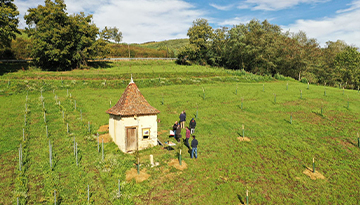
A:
[334, 46, 360, 88]
[24, 0, 99, 70]
[0, 0, 21, 49]
[186, 18, 213, 64]
[100, 26, 123, 44]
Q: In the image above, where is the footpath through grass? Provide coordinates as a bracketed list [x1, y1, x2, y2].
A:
[0, 61, 360, 204]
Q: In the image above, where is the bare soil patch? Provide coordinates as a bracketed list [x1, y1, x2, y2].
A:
[237, 137, 251, 142]
[303, 167, 325, 180]
[98, 133, 112, 143]
[126, 168, 151, 183]
[97, 125, 109, 132]
[158, 130, 168, 135]
[168, 158, 188, 170]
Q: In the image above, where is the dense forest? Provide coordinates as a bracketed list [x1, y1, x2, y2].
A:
[177, 19, 360, 89]
[1, 0, 359, 88]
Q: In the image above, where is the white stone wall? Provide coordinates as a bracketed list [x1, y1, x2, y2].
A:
[108, 114, 158, 153]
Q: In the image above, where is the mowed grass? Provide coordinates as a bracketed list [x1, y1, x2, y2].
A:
[1, 61, 360, 204]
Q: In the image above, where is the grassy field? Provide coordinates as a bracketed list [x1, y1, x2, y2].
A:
[1, 60, 360, 204]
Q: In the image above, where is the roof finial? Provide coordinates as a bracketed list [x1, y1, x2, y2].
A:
[130, 74, 134, 84]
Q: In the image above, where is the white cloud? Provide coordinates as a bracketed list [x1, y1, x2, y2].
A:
[243, 0, 329, 11]
[217, 17, 252, 26]
[209, 3, 235, 11]
[284, 1, 360, 47]
[15, 0, 205, 43]
[336, 0, 360, 13]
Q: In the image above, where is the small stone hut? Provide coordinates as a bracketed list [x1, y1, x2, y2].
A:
[106, 78, 160, 153]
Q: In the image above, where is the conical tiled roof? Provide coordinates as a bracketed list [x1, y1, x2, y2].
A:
[106, 82, 160, 116]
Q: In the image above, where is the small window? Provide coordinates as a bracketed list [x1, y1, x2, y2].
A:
[142, 128, 150, 139]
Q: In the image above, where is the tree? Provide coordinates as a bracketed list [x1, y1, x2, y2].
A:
[100, 26, 123, 44]
[24, 0, 99, 70]
[334, 46, 360, 89]
[186, 18, 213, 64]
[0, 0, 21, 49]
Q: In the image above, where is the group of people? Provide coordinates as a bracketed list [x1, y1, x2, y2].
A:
[172, 110, 198, 159]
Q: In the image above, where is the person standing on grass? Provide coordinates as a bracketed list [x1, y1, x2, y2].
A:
[175, 123, 182, 142]
[189, 118, 196, 134]
[191, 135, 198, 159]
[173, 121, 178, 137]
[185, 127, 191, 149]
[179, 111, 186, 129]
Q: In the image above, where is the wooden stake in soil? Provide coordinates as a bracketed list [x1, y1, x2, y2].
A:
[87, 185, 90, 203]
[286, 82, 288, 90]
[19, 147, 22, 171]
[246, 190, 249, 205]
[46, 125, 48, 137]
[88, 121, 90, 133]
[274, 93, 276, 103]
[202, 87, 205, 100]
[24, 114, 26, 126]
[179, 149, 182, 165]
[67, 123, 69, 134]
[137, 158, 140, 174]
[76, 142, 78, 166]
[313, 157, 315, 173]
[102, 138, 104, 160]
[74, 136, 76, 155]
[80, 109, 82, 121]
[118, 179, 121, 196]
[290, 113, 293, 124]
[307, 82, 309, 90]
[241, 98, 243, 110]
[44, 111, 46, 123]
[49, 140, 52, 169]
[17, 197, 19, 205]
[242, 124, 245, 139]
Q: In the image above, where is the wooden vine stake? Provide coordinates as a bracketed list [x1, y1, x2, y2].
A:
[290, 113, 293, 124]
[87, 185, 90, 203]
[97, 133, 99, 152]
[357, 132, 359, 148]
[179, 149, 182, 165]
[118, 179, 121, 196]
[202, 87, 205, 100]
[286, 82, 288, 90]
[54, 190, 57, 205]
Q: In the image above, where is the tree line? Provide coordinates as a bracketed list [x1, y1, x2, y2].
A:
[0, 0, 126, 70]
[177, 19, 360, 89]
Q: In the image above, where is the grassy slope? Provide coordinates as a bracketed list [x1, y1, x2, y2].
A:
[0, 61, 360, 204]
[139, 39, 189, 55]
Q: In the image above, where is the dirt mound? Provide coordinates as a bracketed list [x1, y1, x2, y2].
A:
[97, 133, 112, 143]
[237, 137, 251, 142]
[97, 125, 109, 132]
[303, 167, 325, 180]
[168, 159, 187, 170]
[126, 168, 150, 183]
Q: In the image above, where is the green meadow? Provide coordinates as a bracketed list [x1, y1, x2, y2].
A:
[0, 60, 359, 204]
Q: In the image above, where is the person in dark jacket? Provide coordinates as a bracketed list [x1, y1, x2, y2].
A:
[179, 111, 186, 129]
[175, 124, 182, 142]
[191, 135, 198, 159]
[172, 121, 178, 137]
[189, 118, 196, 134]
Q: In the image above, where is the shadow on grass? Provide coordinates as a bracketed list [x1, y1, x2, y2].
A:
[283, 119, 292, 124]
[345, 139, 357, 147]
[237, 194, 245, 204]
[87, 61, 112, 69]
[312, 111, 325, 118]
[0, 62, 30, 76]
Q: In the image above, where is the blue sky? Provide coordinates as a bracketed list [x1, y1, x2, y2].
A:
[15, 0, 360, 47]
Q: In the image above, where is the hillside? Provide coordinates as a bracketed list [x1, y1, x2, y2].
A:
[139, 38, 189, 55]
[0, 60, 359, 204]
